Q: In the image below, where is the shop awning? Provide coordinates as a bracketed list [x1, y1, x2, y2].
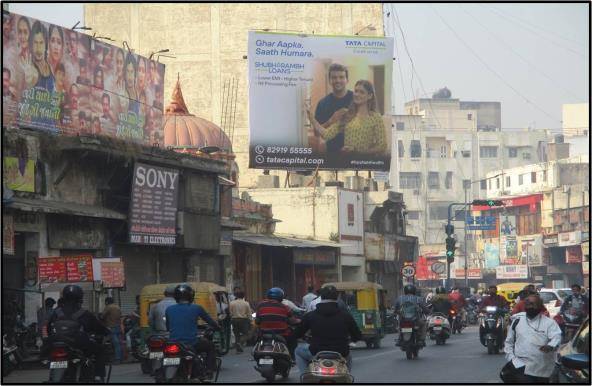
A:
[5, 197, 127, 220]
[232, 232, 343, 249]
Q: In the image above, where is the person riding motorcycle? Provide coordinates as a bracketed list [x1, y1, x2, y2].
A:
[149, 285, 176, 332]
[164, 284, 221, 379]
[44, 285, 110, 382]
[448, 287, 467, 326]
[479, 285, 510, 312]
[293, 285, 362, 375]
[430, 287, 453, 316]
[560, 284, 589, 317]
[394, 284, 429, 347]
[255, 287, 299, 359]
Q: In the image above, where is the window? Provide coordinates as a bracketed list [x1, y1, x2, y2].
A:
[428, 172, 440, 190]
[399, 172, 421, 189]
[440, 145, 447, 158]
[398, 140, 405, 158]
[445, 172, 453, 189]
[463, 179, 471, 189]
[429, 203, 452, 220]
[396, 122, 405, 131]
[496, 178, 500, 189]
[461, 150, 471, 158]
[508, 148, 518, 158]
[480, 179, 487, 190]
[480, 146, 498, 158]
[410, 140, 422, 158]
[542, 170, 547, 182]
[519, 174, 524, 185]
[467, 113, 473, 120]
[406, 211, 420, 220]
[523, 152, 531, 160]
[531, 172, 537, 183]
[506, 176, 511, 187]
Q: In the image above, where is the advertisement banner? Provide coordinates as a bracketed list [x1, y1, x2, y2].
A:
[558, 231, 582, 247]
[518, 235, 544, 266]
[416, 255, 446, 280]
[565, 246, 582, 264]
[501, 235, 519, 265]
[454, 268, 482, 279]
[3, 157, 35, 192]
[2, 12, 165, 144]
[129, 163, 179, 245]
[38, 257, 67, 284]
[483, 241, 500, 269]
[499, 215, 517, 236]
[100, 262, 125, 288]
[65, 255, 94, 282]
[248, 31, 393, 171]
[496, 265, 528, 279]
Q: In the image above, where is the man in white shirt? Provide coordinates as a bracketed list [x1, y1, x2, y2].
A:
[502, 294, 562, 383]
[302, 286, 317, 311]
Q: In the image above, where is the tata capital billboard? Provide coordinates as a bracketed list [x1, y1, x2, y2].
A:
[2, 12, 165, 145]
[248, 31, 393, 171]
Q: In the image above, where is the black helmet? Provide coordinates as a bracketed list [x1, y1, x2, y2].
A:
[266, 287, 284, 301]
[320, 285, 338, 300]
[62, 285, 84, 304]
[403, 284, 416, 295]
[174, 283, 195, 303]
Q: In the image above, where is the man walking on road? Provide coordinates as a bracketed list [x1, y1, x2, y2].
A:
[229, 291, 252, 353]
[102, 297, 123, 363]
[501, 294, 562, 383]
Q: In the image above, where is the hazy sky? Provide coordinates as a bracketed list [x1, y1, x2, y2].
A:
[9, 3, 589, 130]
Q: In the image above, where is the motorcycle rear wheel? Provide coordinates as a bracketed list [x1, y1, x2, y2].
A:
[405, 348, 413, 360]
[487, 340, 495, 355]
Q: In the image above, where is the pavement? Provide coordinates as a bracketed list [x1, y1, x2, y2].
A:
[2, 326, 508, 383]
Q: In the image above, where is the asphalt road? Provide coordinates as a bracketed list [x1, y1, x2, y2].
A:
[2, 326, 508, 383]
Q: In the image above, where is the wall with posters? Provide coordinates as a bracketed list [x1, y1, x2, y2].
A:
[2, 12, 165, 144]
[248, 31, 393, 171]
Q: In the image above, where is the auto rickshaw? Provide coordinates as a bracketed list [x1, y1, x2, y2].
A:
[138, 282, 231, 356]
[496, 282, 534, 306]
[323, 282, 387, 349]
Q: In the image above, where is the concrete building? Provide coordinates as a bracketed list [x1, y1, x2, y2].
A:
[85, 3, 385, 189]
[562, 103, 589, 137]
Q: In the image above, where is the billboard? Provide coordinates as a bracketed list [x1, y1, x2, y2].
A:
[2, 12, 165, 144]
[248, 31, 393, 171]
[496, 265, 528, 279]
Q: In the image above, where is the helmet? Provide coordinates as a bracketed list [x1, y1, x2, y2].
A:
[266, 287, 284, 301]
[320, 285, 338, 300]
[62, 285, 84, 304]
[403, 284, 416, 295]
[436, 286, 446, 295]
[164, 285, 176, 297]
[174, 283, 195, 303]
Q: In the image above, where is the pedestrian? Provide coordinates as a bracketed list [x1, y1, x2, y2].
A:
[102, 297, 123, 363]
[229, 291, 252, 353]
[228, 286, 241, 302]
[560, 284, 589, 316]
[302, 286, 317, 311]
[37, 297, 56, 335]
[501, 294, 562, 383]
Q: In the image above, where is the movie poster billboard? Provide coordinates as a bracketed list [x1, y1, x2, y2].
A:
[2, 12, 165, 145]
[248, 31, 393, 171]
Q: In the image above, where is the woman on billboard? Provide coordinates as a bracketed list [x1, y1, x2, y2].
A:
[307, 80, 387, 155]
[47, 25, 64, 77]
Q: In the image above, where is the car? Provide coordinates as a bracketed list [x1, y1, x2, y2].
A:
[539, 288, 573, 318]
[550, 316, 589, 383]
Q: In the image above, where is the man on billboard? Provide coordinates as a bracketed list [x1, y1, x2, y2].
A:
[312, 63, 353, 153]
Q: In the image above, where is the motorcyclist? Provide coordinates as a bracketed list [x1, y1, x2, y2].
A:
[448, 287, 467, 326]
[255, 287, 299, 359]
[479, 285, 510, 312]
[560, 284, 589, 317]
[394, 284, 429, 347]
[44, 285, 110, 382]
[430, 287, 453, 316]
[149, 285, 176, 332]
[165, 284, 221, 379]
[293, 285, 362, 375]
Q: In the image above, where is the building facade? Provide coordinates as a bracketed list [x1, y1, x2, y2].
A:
[562, 103, 589, 137]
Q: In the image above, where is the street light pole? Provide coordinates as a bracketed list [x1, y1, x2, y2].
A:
[464, 186, 468, 287]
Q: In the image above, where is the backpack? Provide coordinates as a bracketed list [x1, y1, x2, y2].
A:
[400, 300, 420, 321]
[51, 308, 86, 339]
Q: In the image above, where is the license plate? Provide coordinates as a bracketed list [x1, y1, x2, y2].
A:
[401, 328, 412, 333]
[259, 358, 274, 365]
[149, 351, 164, 359]
[50, 361, 68, 369]
[163, 357, 181, 366]
[433, 327, 442, 331]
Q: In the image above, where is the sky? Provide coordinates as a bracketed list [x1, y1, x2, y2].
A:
[8, 3, 589, 130]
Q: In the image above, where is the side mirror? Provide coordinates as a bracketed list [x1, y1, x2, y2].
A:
[560, 353, 589, 370]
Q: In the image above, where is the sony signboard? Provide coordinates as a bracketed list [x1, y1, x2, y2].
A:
[248, 31, 393, 171]
[129, 163, 179, 245]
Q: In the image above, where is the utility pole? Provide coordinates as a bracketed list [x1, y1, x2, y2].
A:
[464, 187, 468, 287]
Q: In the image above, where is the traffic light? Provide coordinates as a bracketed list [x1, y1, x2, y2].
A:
[472, 199, 504, 207]
[444, 224, 454, 236]
[446, 236, 456, 263]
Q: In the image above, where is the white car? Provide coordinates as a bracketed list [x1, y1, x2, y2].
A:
[539, 288, 573, 318]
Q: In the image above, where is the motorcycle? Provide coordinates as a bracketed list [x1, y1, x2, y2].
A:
[157, 327, 221, 383]
[398, 312, 422, 360]
[2, 333, 21, 377]
[479, 306, 506, 355]
[300, 351, 353, 384]
[252, 332, 292, 383]
[427, 313, 450, 345]
[449, 308, 463, 334]
[15, 320, 41, 359]
[138, 332, 168, 375]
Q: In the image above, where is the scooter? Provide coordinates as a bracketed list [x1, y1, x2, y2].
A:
[427, 313, 451, 345]
[300, 351, 353, 384]
[479, 306, 506, 355]
[252, 332, 292, 383]
[2, 334, 21, 377]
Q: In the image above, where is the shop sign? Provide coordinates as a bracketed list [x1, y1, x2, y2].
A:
[129, 163, 179, 246]
[466, 215, 496, 231]
[454, 268, 482, 279]
[314, 251, 336, 266]
[500, 235, 518, 265]
[101, 262, 125, 288]
[519, 235, 544, 266]
[38, 257, 67, 284]
[565, 246, 582, 264]
[3, 157, 35, 192]
[65, 255, 94, 282]
[3, 213, 15, 255]
[558, 231, 582, 247]
[293, 249, 336, 266]
[38, 255, 94, 284]
[496, 265, 528, 279]
[543, 234, 558, 246]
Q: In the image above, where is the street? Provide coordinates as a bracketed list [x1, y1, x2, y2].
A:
[3, 327, 507, 383]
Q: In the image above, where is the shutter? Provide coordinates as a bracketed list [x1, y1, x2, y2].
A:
[116, 248, 157, 315]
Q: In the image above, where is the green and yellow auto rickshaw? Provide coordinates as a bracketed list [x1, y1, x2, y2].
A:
[323, 282, 387, 349]
[138, 282, 231, 356]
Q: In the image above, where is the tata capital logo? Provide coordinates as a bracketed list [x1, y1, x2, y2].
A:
[345, 40, 386, 48]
